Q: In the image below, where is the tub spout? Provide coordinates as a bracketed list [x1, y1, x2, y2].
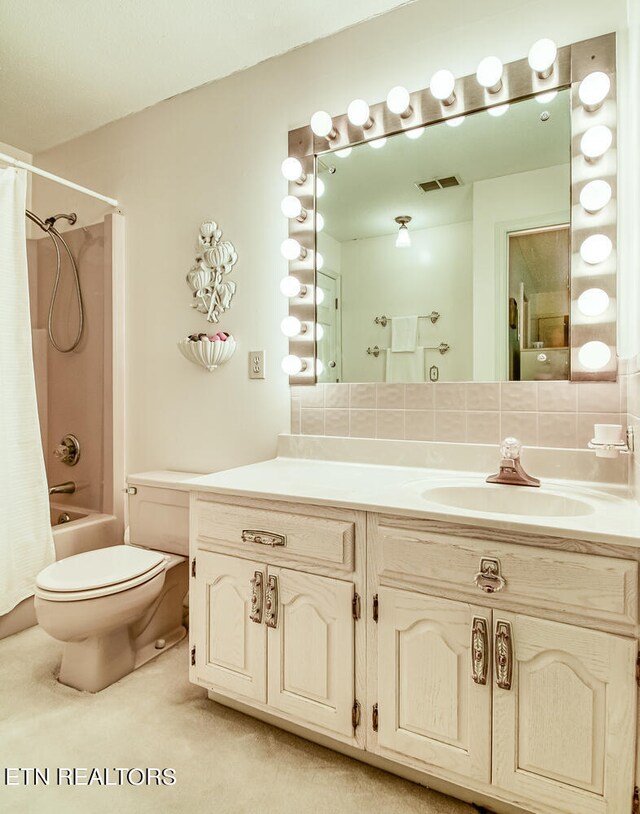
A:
[48, 481, 76, 496]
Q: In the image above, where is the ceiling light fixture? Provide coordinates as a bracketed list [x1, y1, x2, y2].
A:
[395, 216, 412, 248]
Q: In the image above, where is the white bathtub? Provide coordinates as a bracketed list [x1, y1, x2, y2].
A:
[0, 504, 120, 640]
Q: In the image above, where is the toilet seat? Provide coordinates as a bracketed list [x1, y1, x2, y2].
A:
[35, 545, 168, 602]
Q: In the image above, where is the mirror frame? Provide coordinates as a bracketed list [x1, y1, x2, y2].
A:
[282, 32, 617, 385]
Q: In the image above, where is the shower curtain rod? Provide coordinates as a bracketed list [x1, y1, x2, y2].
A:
[0, 152, 118, 207]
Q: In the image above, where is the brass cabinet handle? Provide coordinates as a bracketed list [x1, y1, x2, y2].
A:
[474, 558, 506, 594]
[471, 617, 489, 685]
[494, 620, 513, 690]
[249, 571, 264, 624]
[265, 575, 279, 629]
[242, 529, 286, 547]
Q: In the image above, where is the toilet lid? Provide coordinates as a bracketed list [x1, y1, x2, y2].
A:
[36, 545, 166, 593]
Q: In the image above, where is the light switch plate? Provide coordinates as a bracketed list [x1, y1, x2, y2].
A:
[249, 350, 265, 379]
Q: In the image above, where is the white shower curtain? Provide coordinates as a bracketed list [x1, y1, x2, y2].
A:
[0, 167, 54, 615]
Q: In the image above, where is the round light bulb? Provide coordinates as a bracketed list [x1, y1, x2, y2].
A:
[580, 125, 612, 160]
[281, 316, 303, 337]
[281, 355, 305, 375]
[316, 177, 325, 198]
[430, 69, 456, 102]
[528, 38, 557, 75]
[535, 91, 557, 103]
[386, 85, 411, 115]
[579, 180, 612, 213]
[280, 238, 305, 261]
[310, 110, 334, 138]
[315, 212, 325, 231]
[315, 323, 324, 341]
[315, 359, 324, 376]
[316, 252, 324, 270]
[281, 195, 303, 219]
[578, 72, 610, 110]
[580, 234, 613, 265]
[335, 147, 352, 158]
[488, 104, 509, 117]
[577, 288, 610, 317]
[281, 157, 304, 182]
[445, 116, 465, 128]
[315, 286, 325, 305]
[280, 276, 303, 298]
[347, 99, 370, 127]
[405, 127, 425, 139]
[476, 56, 503, 90]
[578, 340, 611, 371]
[369, 137, 387, 149]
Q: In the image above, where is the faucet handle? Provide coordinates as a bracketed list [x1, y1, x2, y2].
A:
[500, 437, 522, 460]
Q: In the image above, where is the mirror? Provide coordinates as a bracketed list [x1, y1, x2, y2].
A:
[316, 89, 571, 383]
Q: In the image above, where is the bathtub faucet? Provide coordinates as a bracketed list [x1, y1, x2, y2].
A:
[49, 481, 76, 496]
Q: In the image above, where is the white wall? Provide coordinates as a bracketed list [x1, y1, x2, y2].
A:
[339, 222, 473, 382]
[472, 163, 570, 379]
[31, 0, 631, 475]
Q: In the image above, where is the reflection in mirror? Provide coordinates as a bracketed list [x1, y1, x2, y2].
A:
[316, 89, 571, 383]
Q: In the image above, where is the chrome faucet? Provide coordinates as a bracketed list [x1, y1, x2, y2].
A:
[486, 437, 540, 488]
[48, 481, 76, 496]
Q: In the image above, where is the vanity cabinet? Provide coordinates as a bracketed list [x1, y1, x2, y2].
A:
[189, 494, 365, 744]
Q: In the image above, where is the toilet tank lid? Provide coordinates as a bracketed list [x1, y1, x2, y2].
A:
[36, 545, 166, 593]
[127, 471, 201, 491]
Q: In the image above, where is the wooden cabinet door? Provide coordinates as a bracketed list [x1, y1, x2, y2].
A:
[267, 567, 355, 737]
[493, 613, 637, 814]
[192, 551, 266, 702]
[377, 587, 492, 782]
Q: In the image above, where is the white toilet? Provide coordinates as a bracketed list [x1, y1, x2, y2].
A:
[35, 471, 197, 692]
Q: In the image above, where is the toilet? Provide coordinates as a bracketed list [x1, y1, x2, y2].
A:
[34, 471, 197, 692]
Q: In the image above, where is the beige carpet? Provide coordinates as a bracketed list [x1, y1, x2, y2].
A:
[0, 626, 476, 814]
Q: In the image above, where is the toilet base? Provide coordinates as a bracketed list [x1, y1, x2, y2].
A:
[134, 623, 186, 671]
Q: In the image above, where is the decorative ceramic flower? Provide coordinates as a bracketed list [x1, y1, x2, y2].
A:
[188, 221, 238, 322]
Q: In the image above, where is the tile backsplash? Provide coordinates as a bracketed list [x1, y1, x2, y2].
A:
[291, 380, 626, 450]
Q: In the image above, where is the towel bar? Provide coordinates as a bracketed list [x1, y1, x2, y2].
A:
[374, 312, 440, 327]
[366, 343, 450, 358]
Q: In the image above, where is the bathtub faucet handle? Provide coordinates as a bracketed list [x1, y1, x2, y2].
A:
[52, 434, 80, 466]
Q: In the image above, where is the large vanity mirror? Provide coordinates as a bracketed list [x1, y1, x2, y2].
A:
[283, 33, 617, 385]
[316, 91, 571, 383]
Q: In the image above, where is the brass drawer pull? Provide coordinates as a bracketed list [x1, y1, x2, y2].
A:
[265, 575, 279, 629]
[474, 558, 506, 594]
[471, 617, 489, 685]
[495, 620, 513, 690]
[242, 529, 286, 547]
[249, 571, 264, 624]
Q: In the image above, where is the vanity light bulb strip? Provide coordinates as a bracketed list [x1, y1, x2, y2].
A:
[282, 32, 617, 383]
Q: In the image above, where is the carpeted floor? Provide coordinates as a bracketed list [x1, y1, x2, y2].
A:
[0, 626, 476, 814]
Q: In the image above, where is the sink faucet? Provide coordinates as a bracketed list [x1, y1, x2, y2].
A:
[486, 437, 540, 488]
[48, 481, 76, 496]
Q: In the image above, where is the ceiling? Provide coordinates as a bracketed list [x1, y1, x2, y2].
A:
[318, 90, 571, 243]
[0, 0, 412, 154]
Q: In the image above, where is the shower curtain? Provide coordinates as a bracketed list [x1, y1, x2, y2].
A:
[0, 167, 54, 615]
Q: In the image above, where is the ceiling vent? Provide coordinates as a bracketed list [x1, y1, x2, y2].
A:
[416, 175, 461, 193]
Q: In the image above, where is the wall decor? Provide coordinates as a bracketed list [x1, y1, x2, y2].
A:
[186, 221, 238, 323]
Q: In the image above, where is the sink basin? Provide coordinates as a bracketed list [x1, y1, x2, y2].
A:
[420, 484, 595, 517]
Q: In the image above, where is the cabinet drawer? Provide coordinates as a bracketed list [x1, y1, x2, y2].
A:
[374, 516, 638, 628]
[193, 494, 355, 571]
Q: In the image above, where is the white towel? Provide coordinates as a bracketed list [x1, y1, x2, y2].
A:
[391, 316, 419, 352]
[0, 168, 55, 615]
[385, 347, 425, 383]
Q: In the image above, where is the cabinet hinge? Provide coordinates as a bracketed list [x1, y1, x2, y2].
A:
[352, 700, 361, 730]
[373, 594, 379, 623]
[633, 786, 639, 814]
[636, 652, 640, 687]
[191, 558, 196, 578]
[372, 703, 379, 732]
[352, 592, 361, 620]
[190, 645, 196, 666]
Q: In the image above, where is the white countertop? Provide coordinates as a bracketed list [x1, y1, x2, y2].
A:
[186, 452, 640, 550]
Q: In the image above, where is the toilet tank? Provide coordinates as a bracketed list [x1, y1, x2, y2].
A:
[127, 471, 200, 556]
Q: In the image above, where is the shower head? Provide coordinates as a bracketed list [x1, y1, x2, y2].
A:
[44, 213, 77, 230]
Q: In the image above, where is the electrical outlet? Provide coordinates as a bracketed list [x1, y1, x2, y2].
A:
[249, 351, 265, 379]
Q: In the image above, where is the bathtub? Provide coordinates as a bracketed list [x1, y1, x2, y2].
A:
[0, 503, 120, 640]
